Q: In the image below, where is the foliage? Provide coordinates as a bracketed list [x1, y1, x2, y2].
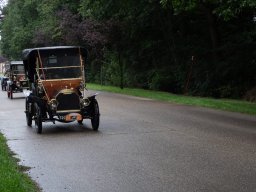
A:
[0, 0, 255, 99]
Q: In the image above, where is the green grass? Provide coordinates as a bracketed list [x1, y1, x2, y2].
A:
[0, 133, 39, 192]
[87, 83, 256, 115]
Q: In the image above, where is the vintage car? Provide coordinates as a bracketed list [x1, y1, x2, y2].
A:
[6, 61, 29, 99]
[22, 46, 100, 134]
[1, 76, 9, 91]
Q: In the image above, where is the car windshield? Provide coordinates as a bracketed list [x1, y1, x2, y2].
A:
[11, 65, 25, 75]
[37, 50, 82, 80]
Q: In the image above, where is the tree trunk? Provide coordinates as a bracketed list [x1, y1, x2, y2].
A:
[118, 51, 124, 89]
[200, 4, 219, 61]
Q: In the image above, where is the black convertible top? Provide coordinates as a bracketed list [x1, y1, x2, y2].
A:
[22, 46, 87, 60]
[22, 46, 87, 82]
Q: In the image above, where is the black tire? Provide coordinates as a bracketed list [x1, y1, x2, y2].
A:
[34, 103, 42, 134]
[7, 88, 10, 98]
[2, 83, 6, 91]
[10, 88, 13, 99]
[25, 99, 32, 126]
[91, 100, 100, 131]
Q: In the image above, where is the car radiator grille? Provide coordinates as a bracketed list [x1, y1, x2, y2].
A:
[56, 92, 80, 111]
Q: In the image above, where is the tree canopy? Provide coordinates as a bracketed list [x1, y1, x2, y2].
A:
[0, 0, 255, 99]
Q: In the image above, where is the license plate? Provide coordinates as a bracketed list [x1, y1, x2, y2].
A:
[65, 113, 82, 121]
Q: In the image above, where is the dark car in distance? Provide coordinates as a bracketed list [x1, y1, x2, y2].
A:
[6, 61, 29, 99]
[1, 76, 9, 91]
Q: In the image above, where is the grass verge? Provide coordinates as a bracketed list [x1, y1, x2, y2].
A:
[87, 83, 256, 115]
[0, 133, 39, 192]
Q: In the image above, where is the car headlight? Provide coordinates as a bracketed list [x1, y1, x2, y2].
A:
[49, 99, 58, 111]
[80, 98, 90, 108]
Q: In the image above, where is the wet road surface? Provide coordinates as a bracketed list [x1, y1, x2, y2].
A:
[0, 90, 256, 192]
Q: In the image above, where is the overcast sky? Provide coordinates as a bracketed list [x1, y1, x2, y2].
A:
[0, 0, 7, 8]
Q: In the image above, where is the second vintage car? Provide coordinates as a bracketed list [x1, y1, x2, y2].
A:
[7, 61, 29, 99]
[22, 46, 100, 134]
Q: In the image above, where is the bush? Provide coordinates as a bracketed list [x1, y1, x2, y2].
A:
[244, 87, 256, 102]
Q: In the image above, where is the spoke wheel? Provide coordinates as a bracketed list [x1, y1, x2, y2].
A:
[25, 99, 32, 126]
[34, 103, 42, 134]
[91, 100, 100, 131]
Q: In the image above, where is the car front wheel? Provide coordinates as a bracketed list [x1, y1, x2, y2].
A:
[34, 103, 42, 134]
[91, 100, 100, 131]
[25, 99, 32, 126]
[7, 86, 10, 98]
[10, 87, 13, 99]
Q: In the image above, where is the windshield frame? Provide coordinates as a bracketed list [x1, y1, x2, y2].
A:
[35, 49, 84, 81]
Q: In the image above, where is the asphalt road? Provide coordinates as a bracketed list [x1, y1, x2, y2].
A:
[0, 89, 256, 192]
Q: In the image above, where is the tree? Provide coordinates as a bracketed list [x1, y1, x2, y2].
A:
[0, 0, 255, 98]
